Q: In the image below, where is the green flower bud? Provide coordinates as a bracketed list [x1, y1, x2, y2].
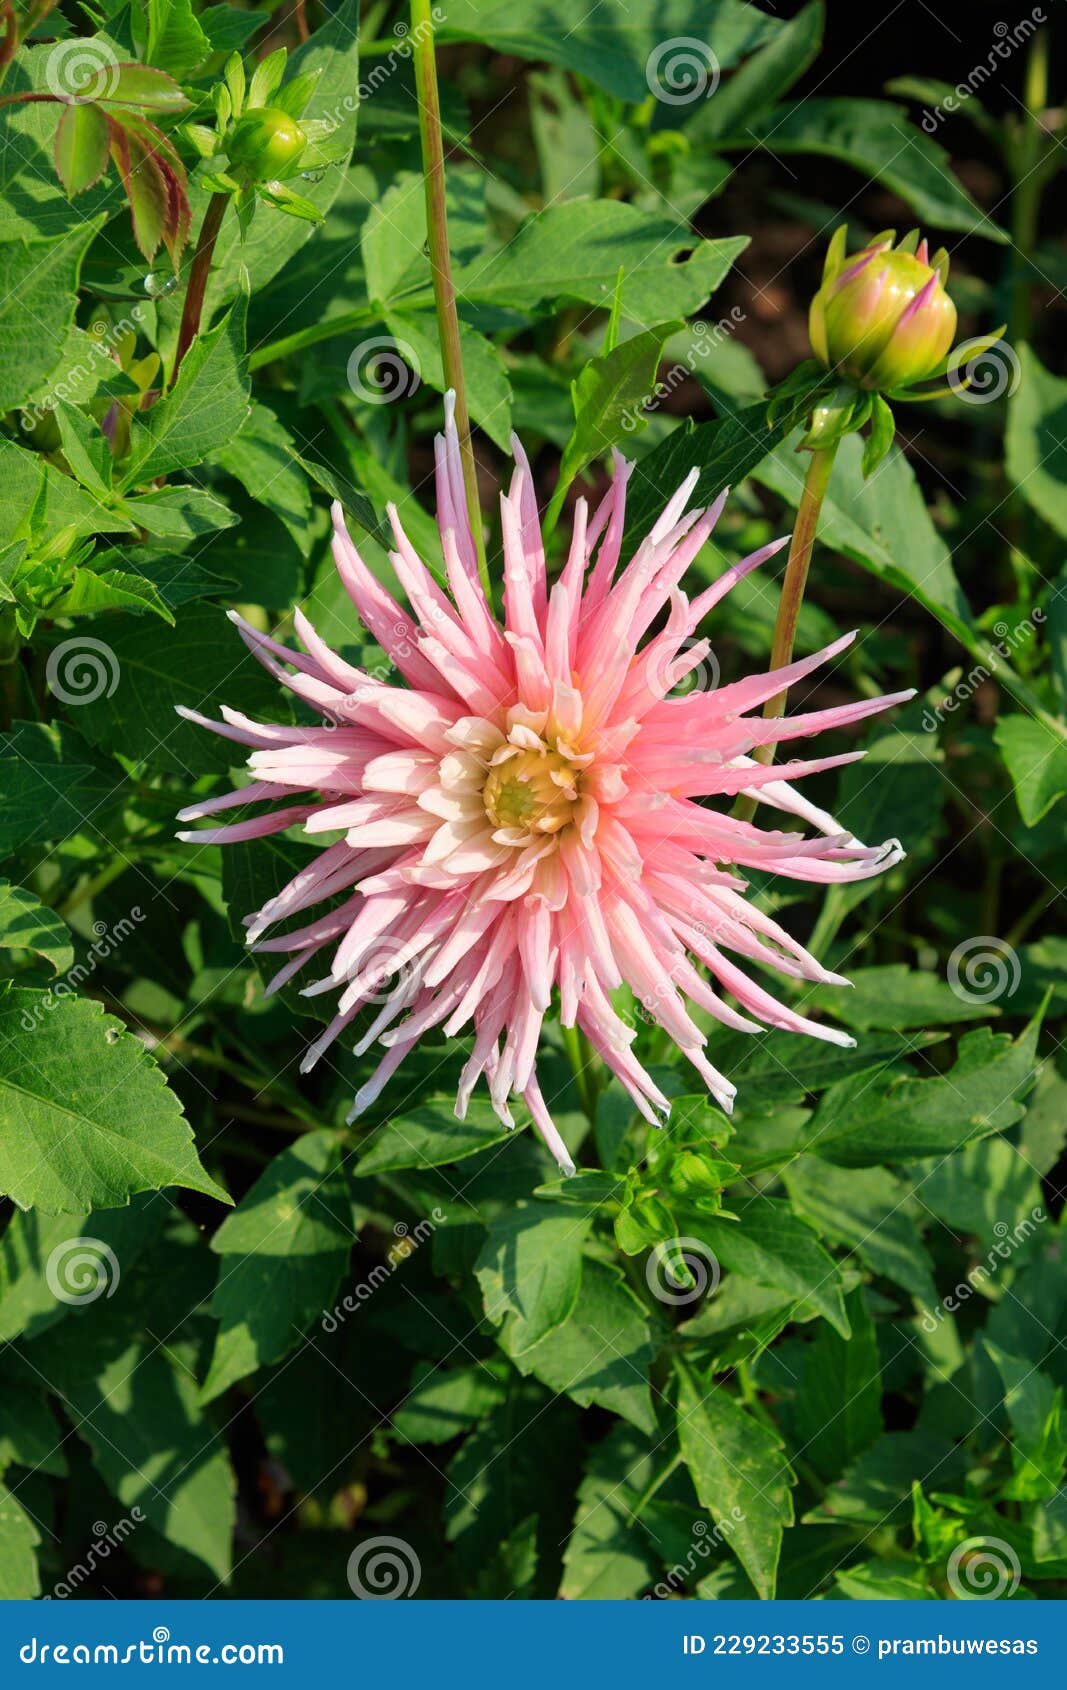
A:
[809, 227, 957, 392]
[227, 107, 307, 181]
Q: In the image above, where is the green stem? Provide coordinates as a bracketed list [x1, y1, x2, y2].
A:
[1008, 26, 1049, 348]
[410, 0, 488, 592]
[57, 856, 131, 920]
[248, 305, 378, 372]
[734, 441, 839, 822]
[628, 1451, 682, 1523]
[174, 191, 229, 379]
[561, 1023, 600, 1125]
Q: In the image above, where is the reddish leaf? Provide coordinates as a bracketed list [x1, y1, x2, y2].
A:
[110, 122, 168, 260]
[54, 100, 110, 194]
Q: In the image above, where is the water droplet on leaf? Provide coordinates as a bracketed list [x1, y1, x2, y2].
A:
[300, 169, 325, 184]
[143, 271, 178, 298]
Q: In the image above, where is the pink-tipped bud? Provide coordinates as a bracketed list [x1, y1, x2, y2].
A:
[809, 227, 957, 391]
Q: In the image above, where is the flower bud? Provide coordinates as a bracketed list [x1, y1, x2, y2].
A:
[227, 107, 307, 180]
[809, 228, 957, 392]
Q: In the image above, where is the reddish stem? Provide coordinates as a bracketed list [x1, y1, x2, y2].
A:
[173, 191, 228, 378]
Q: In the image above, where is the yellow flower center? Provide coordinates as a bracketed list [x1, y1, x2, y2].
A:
[482, 747, 578, 835]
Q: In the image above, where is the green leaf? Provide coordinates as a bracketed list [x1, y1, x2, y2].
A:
[0, 1382, 66, 1477]
[995, 714, 1067, 826]
[506, 1259, 656, 1431]
[808, 1008, 1043, 1167]
[1006, 344, 1067, 538]
[0, 986, 230, 1212]
[122, 485, 238, 540]
[621, 383, 823, 553]
[476, 1201, 591, 1355]
[803, 963, 995, 1032]
[124, 295, 250, 486]
[72, 601, 282, 775]
[392, 1364, 506, 1446]
[759, 433, 974, 646]
[0, 222, 103, 411]
[557, 322, 682, 489]
[0, 880, 73, 975]
[54, 402, 113, 495]
[354, 1096, 521, 1175]
[453, 203, 747, 328]
[0, 1483, 40, 1599]
[986, 1341, 1067, 1502]
[735, 99, 1005, 239]
[719, 1026, 936, 1112]
[793, 1288, 882, 1479]
[438, 0, 779, 102]
[806, 1429, 963, 1525]
[215, 401, 313, 555]
[835, 1559, 933, 1600]
[693, 1199, 850, 1337]
[782, 1158, 937, 1304]
[675, 1364, 794, 1599]
[689, 0, 823, 140]
[385, 308, 513, 450]
[561, 1425, 664, 1599]
[53, 102, 110, 196]
[0, 749, 97, 857]
[62, 1340, 235, 1580]
[146, 0, 212, 79]
[200, 1132, 352, 1403]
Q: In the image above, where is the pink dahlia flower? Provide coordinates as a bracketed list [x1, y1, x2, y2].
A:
[178, 399, 909, 1175]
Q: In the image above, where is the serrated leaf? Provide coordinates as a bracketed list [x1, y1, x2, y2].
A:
[354, 1096, 522, 1175]
[675, 1364, 794, 1599]
[782, 1158, 937, 1304]
[503, 1259, 655, 1431]
[0, 1484, 40, 1599]
[794, 1288, 882, 1479]
[72, 601, 281, 775]
[692, 1199, 850, 1336]
[53, 102, 110, 196]
[454, 204, 746, 328]
[808, 1008, 1043, 1166]
[475, 1201, 590, 1355]
[215, 400, 312, 554]
[392, 1364, 506, 1446]
[0, 221, 102, 412]
[146, 0, 212, 79]
[995, 714, 1067, 826]
[200, 1131, 352, 1403]
[0, 880, 73, 975]
[0, 987, 229, 1212]
[124, 295, 250, 486]
[558, 321, 681, 488]
[438, 0, 779, 102]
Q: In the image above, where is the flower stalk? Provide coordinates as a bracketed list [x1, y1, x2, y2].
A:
[410, 0, 487, 590]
